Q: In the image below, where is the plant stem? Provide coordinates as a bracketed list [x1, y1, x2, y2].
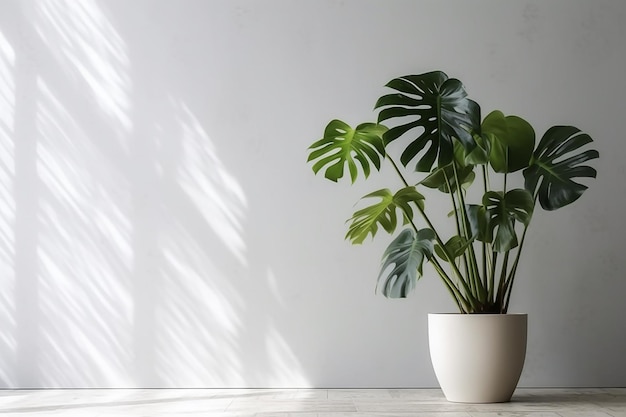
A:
[386, 156, 410, 187]
[503, 148, 509, 194]
[482, 165, 488, 193]
[418, 200, 479, 309]
[385, 157, 422, 236]
[431, 258, 470, 313]
[481, 166, 489, 291]
[488, 250, 497, 302]
[496, 251, 510, 311]
[443, 170, 471, 284]
[452, 162, 485, 302]
[503, 171, 508, 194]
[503, 194, 537, 312]
[503, 224, 530, 312]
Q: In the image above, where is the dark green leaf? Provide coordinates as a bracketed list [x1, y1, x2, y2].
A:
[434, 235, 474, 262]
[523, 125, 599, 211]
[308, 120, 387, 183]
[377, 228, 435, 298]
[482, 111, 535, 173]
[420, 163, 475, 193]
[482, 189, 534, 252]
[374, 71, 479, 172]
[346, 187, 425, 244]
[464, 133, 491, 165]
[394, 186, 426, 224]
[464, 204, 490, 242]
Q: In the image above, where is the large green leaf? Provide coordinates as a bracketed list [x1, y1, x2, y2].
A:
[461, 101, 490, 165]
[523, 125, 599, 211]
[482, 111, 535, 173]
[464, 204, 490, 242]
[420, 163, 475, 194]
[482, 189, 534, 252]
[375, 71, 479, 172]
[308, 120, 387, 183]
[434, 235, 474, 263]
[464, 133, 490, 165]
[346, 187, 425, 244]
[377, 228, 435, 298]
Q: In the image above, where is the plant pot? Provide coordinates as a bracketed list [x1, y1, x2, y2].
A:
[428, 313, 527, 403]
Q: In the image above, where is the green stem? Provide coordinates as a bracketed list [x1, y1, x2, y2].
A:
[443, 170, 463, 244]
[452, 163, 485, 302]
[482, 165, 489, 193]
[503, 194, 537, 312]
[488, 250, 497, 302]
[428, 213, 480, 310]
[443, 170, 471, 285]
[387, 156, 410, 187]
[481, 242, 487, 295]
[481, 166, 489, 291]
[504, 224, 530, 312]
[496, 251, 510, 310]
[431, 258, 470, 313]
[418, 201, 477, 307]
[503, 148, 509, 194]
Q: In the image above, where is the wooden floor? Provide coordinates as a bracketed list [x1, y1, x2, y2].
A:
[0, 388, 625, 416]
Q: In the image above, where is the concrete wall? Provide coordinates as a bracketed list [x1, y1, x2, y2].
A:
[0, 0, 624, 388]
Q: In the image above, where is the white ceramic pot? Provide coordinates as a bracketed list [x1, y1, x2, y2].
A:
[428, 313, 527, 403]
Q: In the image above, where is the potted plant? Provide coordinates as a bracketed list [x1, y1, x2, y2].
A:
[307, 70, 599, 403]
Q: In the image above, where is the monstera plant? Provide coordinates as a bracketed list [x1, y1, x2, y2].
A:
[307, 71, 598, 314]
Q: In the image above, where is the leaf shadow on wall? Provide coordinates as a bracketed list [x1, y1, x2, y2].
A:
[0, 0, 308, 388]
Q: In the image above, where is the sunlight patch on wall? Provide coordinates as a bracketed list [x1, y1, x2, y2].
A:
[173, 101, 247, 265]
[265, 327, 309, 387]
[34, 0, 131, 137]
[156, 231, 245, 386]
[263, 269, 309, 387]
[266, 267, 286, 308]
[153, 101, 248, 386]
[0, 29, 16, 387]
[35, 79, 133, 386]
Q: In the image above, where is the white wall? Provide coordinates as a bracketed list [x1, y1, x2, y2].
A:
[0, 0, 625, 388]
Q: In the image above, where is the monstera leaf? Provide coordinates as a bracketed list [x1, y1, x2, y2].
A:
[524, 126, 599, 211]
[434, 235, 475, 263]
[420, 163, 476, 194]
[420, 140, 477, 193]
[464, 132, 491, 165]
[483, 189, 534, 252]
[461, 101, 491, 165]
[464, 204, 490, 242]
[375, 71, 479, 172]
[481, 111, 535, 173]
[377, 228, 435, 298]
[346, 187, 425, 244]
[308, 120, 386, 183]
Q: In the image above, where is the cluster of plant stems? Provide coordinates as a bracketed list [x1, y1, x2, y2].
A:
[387, 154, 530, 314]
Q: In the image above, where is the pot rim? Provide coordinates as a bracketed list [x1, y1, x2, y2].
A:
[428, 312, 528, 316]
